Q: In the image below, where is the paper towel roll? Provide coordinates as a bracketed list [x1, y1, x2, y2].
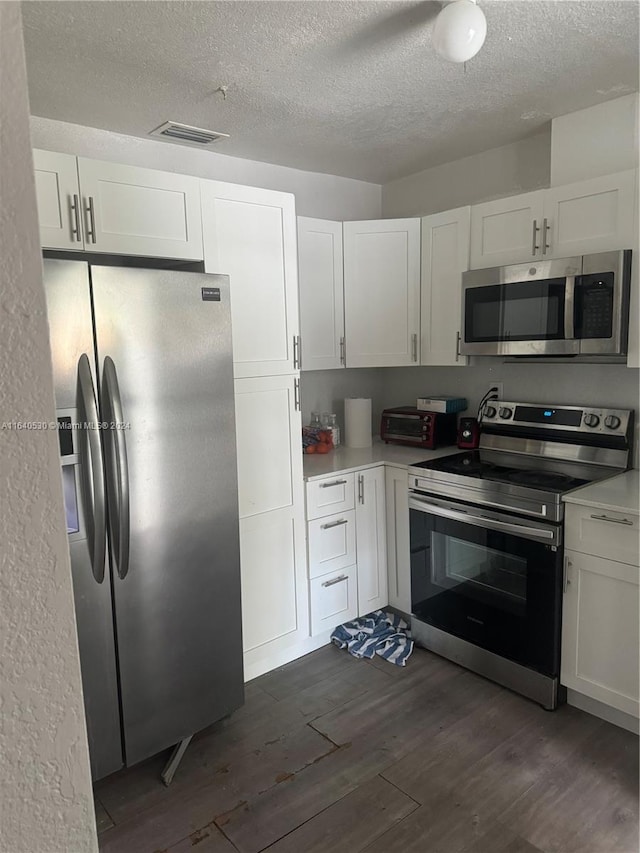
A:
[344, 397, 372, 448]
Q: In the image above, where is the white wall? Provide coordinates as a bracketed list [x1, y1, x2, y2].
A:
[0, 6, 98, 853]
[381, 130, 551, 218]
[30, 116, 381, 221]
[551, 93, 639, 186]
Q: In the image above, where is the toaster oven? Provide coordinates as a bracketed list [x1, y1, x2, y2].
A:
[380, 407, 458, 448]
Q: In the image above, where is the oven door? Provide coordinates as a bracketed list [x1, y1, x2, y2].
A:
[409, 493, 562, 677]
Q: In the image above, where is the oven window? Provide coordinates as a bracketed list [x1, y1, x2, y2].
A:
[386, 417, 423, 437]
[432, 533, 527, 614]
[465, 280, 566, 342]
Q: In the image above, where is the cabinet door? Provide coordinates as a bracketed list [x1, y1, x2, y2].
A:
[202, 181, 299, 378]
[343, 219, 420, 367]
[77, 158, 203, 259]
[543, 170, 637, 259]
[234, 376, 308, 677]
[561, 550, 639, 717]
[33, 149, 83, 250]
[469, 191, 545, 269]
[421, 206, 470, 366]
[355, 467, 388, 615]
[298, 217, 344, 371]
[385, 466, 411, 614]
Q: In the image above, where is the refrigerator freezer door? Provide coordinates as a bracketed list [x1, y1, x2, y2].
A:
[42, 259, 123, 780]
[91, 267, 244, 767]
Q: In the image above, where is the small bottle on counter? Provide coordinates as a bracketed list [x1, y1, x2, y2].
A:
[323, 413, 340, 447]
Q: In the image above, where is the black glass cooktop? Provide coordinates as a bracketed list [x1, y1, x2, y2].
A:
[413, 451, 590, 494]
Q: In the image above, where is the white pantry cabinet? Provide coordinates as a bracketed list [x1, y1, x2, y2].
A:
[343, 219, 421, 367]
[32, 150, 82, 251]
[33, 149, 203, 259]
[470, 171, 637, 269]
[421, 206, 470, 366]
[201, 181, 300, 378]
[561, 501, 639, 720]
[297, 217, 345, 371]
[469, 191, 545, 269]
[355, 466, 388, 616]
[234, 375, 308, 677]
[385, 466, 411, 614]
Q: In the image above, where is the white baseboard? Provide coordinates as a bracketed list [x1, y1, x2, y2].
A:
[243, 631, 333, 682]
[567, 689, 640, 734]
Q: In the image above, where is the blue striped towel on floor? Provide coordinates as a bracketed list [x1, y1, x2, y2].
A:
[330, 610, 414, 666]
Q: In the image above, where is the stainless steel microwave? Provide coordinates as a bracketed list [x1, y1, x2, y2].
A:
[461, 250, 632, 357]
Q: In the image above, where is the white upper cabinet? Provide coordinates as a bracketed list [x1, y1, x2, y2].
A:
[202, 181, 299, 378]
[343, 218, 421, 367]
[33, 150, 83, 251]
[470, 171, 637, 270]
[297, 217, 345, 371]
[78, 158, 202, 258]
[33, 150, 203, 259]
[421, 206, 470, 366]
[543, 170, 637, 258]
[470, 191, 545, 269]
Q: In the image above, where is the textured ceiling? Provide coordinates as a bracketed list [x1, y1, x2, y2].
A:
[22, 0, 639, 183]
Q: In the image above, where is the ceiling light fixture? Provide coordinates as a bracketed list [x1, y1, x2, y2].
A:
[432, 0, 487, 64]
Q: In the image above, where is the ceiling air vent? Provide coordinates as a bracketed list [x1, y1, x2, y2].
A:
[149, 121, 230, 148]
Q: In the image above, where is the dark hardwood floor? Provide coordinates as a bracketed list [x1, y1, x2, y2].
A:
[94, 645, 639, 853]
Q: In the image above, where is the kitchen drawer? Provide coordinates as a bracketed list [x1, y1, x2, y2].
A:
[310, 565, 358, 636]
[565, 503, 640, 566]
[308, 510, 356, 579]
[306, 473, 355, 520]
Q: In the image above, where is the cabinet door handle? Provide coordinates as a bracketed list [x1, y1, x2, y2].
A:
[294, 378, 300, 411]
[70, 194, 82, 242]
[542, 218, 550, 255]
[563, 556, 572, 593]
[321, 518, 348, 530]
[322, 574, 348, 588]
[339, 336, 346, 366]
[411, 333, 418, 363]
[531, 219, 540, 255]
[455, 331, 461, 361]
[589, 513, 634, 526]
[358, 474, 364, 504]
[293, 335, 301, 370]
[319, 479, 347, 488]
[85, 196, 97, 244]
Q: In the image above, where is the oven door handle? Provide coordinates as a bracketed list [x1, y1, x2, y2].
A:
[408, 494, 559, 545]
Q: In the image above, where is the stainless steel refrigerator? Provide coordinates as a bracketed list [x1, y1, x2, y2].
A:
[44, 259, 244, 781]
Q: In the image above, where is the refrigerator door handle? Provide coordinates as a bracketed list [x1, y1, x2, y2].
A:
[77, 354, 107, 583]
[102, 356, 131, 580]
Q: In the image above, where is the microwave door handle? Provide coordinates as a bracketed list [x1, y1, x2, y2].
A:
[564, 275, 576, 341]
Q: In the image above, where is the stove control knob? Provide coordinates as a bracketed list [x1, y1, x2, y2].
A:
[484, 405, 497, 418]
[604, 415, 621, 430]
[583, 413, 600, 428]
[498, 407, 512, 419]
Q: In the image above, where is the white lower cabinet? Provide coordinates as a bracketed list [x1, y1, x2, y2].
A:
[310, 566, 358, 636]
[561, 502, 640, 721]
[385, 466, 411, 614]
[356, 467, 388, 616]
[561, 550, 639, 718]
[234, 376, 308, 678]
[306, 466, 388, 637]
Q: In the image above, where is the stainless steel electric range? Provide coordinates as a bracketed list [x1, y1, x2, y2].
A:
[407, 400, 634, 709]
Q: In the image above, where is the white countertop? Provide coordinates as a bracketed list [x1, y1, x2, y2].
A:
[303, 438, 458, 481]
[563, 469, 640, 515]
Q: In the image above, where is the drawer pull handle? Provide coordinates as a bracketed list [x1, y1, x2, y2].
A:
[321, 518, 348, 530]
[322, 574, 348, 588]
[320, 479, 347, 488]
[589, 513, 634, 526]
